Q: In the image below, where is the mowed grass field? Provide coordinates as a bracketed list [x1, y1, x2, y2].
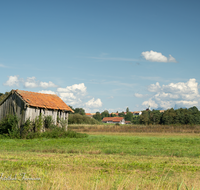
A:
[1, 125, 200, 189]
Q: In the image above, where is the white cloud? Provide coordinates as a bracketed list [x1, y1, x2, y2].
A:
[85, 98, 102, 108]
[4, 76, 20, 86]
[168, 54, 177, 62]
[141, 79, 200, 109]
[57, 83, 87, 95]
[135, 93, 144, 98]
[59, 92, 76, 100]
[134, 93, 149, 98]
[56, 83, 102, 110]
[4, 75, 58, 89]
[141, 50, 177, 63]
[24, 77, 38, 88]
[148, 82, 161, 92]
[57, 83, 87, 106]
[142, 99, 158, 108]
[38, 90, 56, 94]
[39, 81, 57, 88]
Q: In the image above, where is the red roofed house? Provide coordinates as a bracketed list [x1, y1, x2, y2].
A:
[0, 90, 74, 130]
[85, 113, 93, 118]
[102, 117, 125, 124]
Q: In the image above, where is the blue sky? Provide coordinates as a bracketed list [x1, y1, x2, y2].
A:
[1, 0, 200, 113]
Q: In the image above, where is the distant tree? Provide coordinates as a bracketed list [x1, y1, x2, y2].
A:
[126, 107, 129, 113]
[74, 108, 85, 115]
[0, 92, 9, 102]
[149, 110, 162, 125]
[132, 116, 140, 124]
[139, 111, 150, 125]
[188, 106, 199, 114]
[101, 110, 109, 118]
[93, 112, 102, 121]
[110, 113, 117, 117]
[161, 108, 176, 125]
[125, 112, 133, 121]
[118, 112, 125, 118]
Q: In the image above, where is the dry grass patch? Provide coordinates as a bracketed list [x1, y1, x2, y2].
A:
[69, 124, 200, 134]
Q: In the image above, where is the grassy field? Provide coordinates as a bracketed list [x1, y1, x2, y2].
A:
[1, 128, 200, 189]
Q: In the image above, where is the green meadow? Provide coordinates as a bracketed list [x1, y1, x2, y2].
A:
[0, 133, 200, 189]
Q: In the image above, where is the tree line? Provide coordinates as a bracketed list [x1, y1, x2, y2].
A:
[1, 92, 200, 125]
[137, 106, 200, 125]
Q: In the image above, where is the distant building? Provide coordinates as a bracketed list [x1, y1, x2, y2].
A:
[146, 106, 151, 111]
[85, 113, 93, 118]
[133, 111, 142, 115]
[102, 117, 125, 124]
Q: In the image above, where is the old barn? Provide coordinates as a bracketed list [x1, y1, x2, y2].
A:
[0, 90, 73, 129]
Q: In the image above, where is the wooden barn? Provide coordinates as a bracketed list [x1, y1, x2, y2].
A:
[0, 89, 73, 129]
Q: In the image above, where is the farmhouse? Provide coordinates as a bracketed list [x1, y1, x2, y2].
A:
[85, 113, 93, 118]
[0, 90, 73, 129]
[133, 111, 142, 115]
[102, 117, 125, 124]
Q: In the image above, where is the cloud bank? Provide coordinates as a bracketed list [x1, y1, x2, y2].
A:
[4, 75, 102, 112]
[141, 50, 177, 63]
[4, 76, 58, 88]
[141, 79, 200, 109]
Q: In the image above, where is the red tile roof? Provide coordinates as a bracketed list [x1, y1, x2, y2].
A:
[102, 117, 124, 122]
[15, 90, 73, 112]
[85, 113, 92, 115]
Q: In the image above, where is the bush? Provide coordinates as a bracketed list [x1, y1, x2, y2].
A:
[33, 114, 43, 132]
[68, 113, 100, 124]
[0, 114, 19, 134]
[60, 118, 68, 129]
[44, 115, 55, 129]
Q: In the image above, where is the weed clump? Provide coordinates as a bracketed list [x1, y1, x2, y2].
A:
[0, 114, 88, 139]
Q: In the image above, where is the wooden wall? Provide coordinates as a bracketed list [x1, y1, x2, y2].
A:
[0, 92, 26, 127]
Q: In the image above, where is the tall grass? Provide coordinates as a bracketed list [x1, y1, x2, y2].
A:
[69, 124, 200, 133]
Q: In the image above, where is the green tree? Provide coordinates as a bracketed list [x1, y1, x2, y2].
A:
[139, 111, 149, 125]
[110, 113, 117, 117]
[161, 108, 176, 125]
[118, 112, 125, 118]
[149, 110, 162, 125]
[126, 107, 129, 113]
[125, 112, 133, 121]
[0, 92, 9, 102]
[101, 110, 109, 119]
[93, 112, 102, 121]
[132, 116, 140, 124]
[74, 108, 85, 115]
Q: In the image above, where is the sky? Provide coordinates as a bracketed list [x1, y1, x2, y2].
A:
[0, 0, 200, 113]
